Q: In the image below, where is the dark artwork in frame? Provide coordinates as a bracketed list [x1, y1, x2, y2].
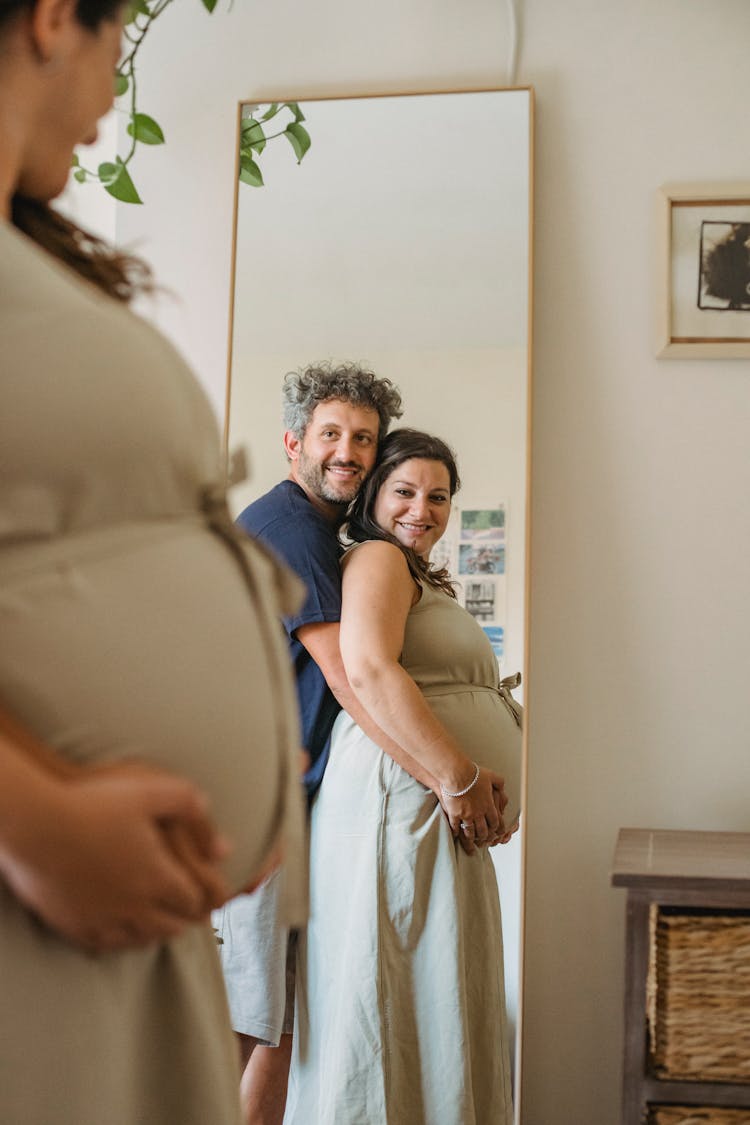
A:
[698, 220, 750, 311]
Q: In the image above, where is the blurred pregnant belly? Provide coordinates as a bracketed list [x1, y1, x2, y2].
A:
[0, 520, 297, 893]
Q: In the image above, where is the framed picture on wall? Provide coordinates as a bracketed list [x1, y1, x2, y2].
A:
[657, 182, 750, 358]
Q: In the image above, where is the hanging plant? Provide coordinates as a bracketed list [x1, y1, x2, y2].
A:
[72, 0, 221, 204]
[71, 1, 311, 203]
[238, 102, 312, 188]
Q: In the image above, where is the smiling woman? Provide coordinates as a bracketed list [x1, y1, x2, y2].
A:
[284, 428, 522, 1124]
[374, 460, 452, 553]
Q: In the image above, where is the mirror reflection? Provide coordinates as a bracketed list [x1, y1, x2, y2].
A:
[224, 88, 532, 1120]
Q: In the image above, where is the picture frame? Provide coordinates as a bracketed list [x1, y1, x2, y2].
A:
[657, 182, 750, 358]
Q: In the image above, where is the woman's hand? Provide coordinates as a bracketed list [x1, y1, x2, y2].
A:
[440, 766, 508, 856]
[160, 814, 234, 913]
[0, 765, 233, 954]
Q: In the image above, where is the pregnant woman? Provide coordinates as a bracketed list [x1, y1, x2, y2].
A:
[0, 2, 305, 1121]
[285, 429, 522, 1125]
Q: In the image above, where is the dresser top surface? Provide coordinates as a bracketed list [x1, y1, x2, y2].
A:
[612, 828, 750, 891]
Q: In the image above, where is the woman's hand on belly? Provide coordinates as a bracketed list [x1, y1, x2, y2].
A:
[0, 763, 234, 953]
[439, 767, 509, 855]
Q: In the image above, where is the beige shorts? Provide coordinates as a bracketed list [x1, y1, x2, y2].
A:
[212, 869, 296, 1047]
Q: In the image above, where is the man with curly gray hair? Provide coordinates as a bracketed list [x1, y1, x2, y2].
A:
[283, 360, 403, 442]
[280, 362, 403, 508]
[213, 360, 407, 1125]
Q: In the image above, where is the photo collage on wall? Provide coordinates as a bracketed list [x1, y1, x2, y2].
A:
[430, 504, 507, 664]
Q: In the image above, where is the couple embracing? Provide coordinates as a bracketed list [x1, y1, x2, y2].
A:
[214, 362, 521, 1125]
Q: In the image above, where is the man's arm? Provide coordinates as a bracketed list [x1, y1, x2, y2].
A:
[296, 620, 439, 792]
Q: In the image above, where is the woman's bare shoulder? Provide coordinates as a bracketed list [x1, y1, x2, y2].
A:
[341, 540, 420, 605]
[342, 538, 409, 575]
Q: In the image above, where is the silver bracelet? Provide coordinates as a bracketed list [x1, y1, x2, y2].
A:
[440, 761, 480, 800]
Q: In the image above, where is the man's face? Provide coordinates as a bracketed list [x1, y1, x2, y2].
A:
[285, 400, 380, 512]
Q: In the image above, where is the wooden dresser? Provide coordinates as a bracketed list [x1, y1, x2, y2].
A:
[612, 828, 750, 1125]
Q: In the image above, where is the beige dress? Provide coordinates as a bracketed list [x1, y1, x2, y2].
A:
[0, 221, 306, 1125]
[284, 578, 521, 1125]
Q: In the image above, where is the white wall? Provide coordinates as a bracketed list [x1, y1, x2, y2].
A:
[521, 4, 750, 1122]
[71, 1, 750, 1121]
[59, 112, 117, 242]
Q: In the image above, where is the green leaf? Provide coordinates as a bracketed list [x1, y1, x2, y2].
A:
[127, 113, 165, 145]
[201, 0, 219, 11]
[239, 154, 263, 187]
[98, 160, 142, 204]
[124, 0, 150, 24]
[70, 152, 80, 167]
[73, 169, 87, 183]
[98, 161, 118, 185]
[284, 101, 306, 123]
[114, 73, 129, 97]
[260, 103, 280, 121]
[284, 122, 311, 163]
[241, 120, 266, 153]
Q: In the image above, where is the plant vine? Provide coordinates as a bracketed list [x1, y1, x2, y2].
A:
[238, 102, 312, 188]
[71, 1, 313, 204]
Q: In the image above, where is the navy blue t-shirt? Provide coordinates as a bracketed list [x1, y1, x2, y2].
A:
[236, 480, 342, 796]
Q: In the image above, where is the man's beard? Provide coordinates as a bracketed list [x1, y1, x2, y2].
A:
[296, 449, 363, 507]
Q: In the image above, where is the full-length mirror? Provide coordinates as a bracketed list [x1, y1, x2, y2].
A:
[225, 87, 533, 1109]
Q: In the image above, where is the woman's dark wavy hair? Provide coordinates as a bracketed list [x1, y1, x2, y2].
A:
[344, 428, 461, 597]
[3, 0, 152, 302]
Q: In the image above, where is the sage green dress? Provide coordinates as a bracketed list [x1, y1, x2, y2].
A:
[284, 575, 521, 1125]
[0, 220, 306, 1125]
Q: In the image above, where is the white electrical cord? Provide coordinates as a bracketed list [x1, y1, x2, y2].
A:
[506, 0, 519, 86]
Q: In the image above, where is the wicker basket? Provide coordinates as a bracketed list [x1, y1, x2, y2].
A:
[647, 907, 750, 1083]
[648, 1108, 750, 1125]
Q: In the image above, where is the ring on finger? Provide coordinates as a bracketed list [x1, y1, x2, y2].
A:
[460, 821, 475, 834]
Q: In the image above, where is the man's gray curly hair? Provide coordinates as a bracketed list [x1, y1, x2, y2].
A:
[282, 361, 403, 443]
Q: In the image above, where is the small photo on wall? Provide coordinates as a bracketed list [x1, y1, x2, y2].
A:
[460, 508, 506, 542]
[482, 625, 504, 661]
[429, 506, 459, 573]
[458, 542, 505, 576]
[463, 580, 497, 622]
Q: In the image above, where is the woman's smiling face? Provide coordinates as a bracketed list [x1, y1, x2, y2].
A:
[373, 457, 452, 558]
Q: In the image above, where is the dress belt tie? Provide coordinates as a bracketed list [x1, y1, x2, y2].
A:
[420, 672, 523, 729]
